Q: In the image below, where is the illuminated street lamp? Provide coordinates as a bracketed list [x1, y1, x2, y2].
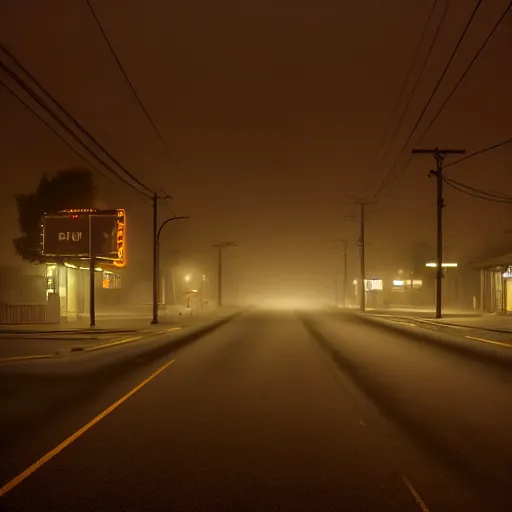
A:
[425, 262, 458, 268]
[152, 215, 190, 325]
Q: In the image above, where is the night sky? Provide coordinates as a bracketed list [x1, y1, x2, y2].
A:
[1, 0, 510, 303]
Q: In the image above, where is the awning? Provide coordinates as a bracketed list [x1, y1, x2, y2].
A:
[470, 252, 512, 270]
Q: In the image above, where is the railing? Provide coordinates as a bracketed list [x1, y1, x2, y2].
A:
[0, 304, 47, 324]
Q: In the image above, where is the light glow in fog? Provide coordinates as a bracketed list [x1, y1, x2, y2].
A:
[257, 297, 325, 310]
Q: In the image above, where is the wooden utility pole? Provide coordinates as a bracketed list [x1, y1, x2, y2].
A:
[213, 241, 237, 307]
[351, 199, 374, 312]
[359, 202, 366, 312]
[151, 193, 159, 324]
[342, 240, 348, 308]
[412, 147, 465, 318]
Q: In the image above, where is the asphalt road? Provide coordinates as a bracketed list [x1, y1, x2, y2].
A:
[2, 310, 512, 510]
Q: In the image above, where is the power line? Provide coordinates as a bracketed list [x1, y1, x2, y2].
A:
[381, 3, 510, 200]
[369, 0, 450, 198]
[445, 176, 512, 200]
[372, 0, 484, 201]
[0, 44, 154, 196]
[417, 1, 512, 142]
[0, 61, 153, 201]
[84, 0, 174, 160]
[359, 0, 440, 190]
[0, 79, 119, 189]
[445, 138, 512, 169]
[444, 176, 512, 203]
[382, 155, 413, 201]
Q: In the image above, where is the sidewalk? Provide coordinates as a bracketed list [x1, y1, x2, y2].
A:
[0, 308, 206, 334]
[365, 307, 512, 334]
[0, 317, 180, 335]
[366, 306, 479, 318]
[413, 314, 512, 334]
[0, 307, 240, 361]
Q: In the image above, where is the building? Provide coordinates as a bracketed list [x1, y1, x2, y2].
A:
[46, 263, 123, 321]
[471, 252, 512, 314]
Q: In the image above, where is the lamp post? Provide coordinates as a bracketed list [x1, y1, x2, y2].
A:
[152, 215, 190, 324]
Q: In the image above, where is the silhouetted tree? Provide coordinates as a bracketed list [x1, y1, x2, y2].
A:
[13, 169, 96, 263]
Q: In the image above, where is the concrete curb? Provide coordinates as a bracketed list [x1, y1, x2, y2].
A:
[0, 354, 56, 364]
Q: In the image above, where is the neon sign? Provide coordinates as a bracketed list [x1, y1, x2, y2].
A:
[113, 209, 126, 267]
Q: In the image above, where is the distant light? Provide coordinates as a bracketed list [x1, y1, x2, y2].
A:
[353, 279, 357, 285]
[426, 262, 458, 268]
[393, 279, 404, 286]
[365, 278, 383, 291]
[190, 289, 198, 293]
[184, 274, 192, 282]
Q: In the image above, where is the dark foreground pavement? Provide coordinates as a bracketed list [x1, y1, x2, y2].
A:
[2, 310, 512, 510]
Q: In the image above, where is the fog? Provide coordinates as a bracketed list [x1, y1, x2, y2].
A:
[0, 0, 511, 312]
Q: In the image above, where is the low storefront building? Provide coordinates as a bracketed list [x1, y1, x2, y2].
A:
[471, 253, 512, 314]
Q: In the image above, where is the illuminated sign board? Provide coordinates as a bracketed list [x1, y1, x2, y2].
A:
[113, 209, 126, 267]
[43, 209, 126, 266]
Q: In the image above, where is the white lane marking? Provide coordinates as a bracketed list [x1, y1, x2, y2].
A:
[389, 320, 417, 327]
[465, 335, 512, 348]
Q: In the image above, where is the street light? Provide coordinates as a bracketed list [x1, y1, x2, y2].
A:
[152, 215, 190, 324]
[184, 274, 192, 283]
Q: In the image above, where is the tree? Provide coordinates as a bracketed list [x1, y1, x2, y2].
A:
[13, 168, 96, 263]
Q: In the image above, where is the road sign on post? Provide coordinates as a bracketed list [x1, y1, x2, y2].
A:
[43, 209, 126, 266]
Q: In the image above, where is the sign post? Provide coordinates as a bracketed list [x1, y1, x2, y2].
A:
[88, 213, 95, 328]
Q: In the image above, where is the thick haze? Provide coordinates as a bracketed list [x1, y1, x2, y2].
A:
[1, 0, 511, 304]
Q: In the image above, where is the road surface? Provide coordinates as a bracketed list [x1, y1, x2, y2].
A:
[2, 310, 512, 510]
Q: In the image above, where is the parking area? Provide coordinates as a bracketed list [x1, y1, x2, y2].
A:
[0, 326, 183, 362]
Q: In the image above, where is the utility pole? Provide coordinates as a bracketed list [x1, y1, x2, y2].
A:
[359, 202, 366, 312]
[342, 239, 348, 308]
[152, 193, 158, 324]
[213, 241, 237, 307]
[336, 239, 349, 308]
[350, 199, 373, 312]
[412, 147, 465, 318]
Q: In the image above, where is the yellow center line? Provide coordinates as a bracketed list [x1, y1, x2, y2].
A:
[0, 354, 55, 364]
[401, 475, 430, 512]
[84, 327, 182, 352]
[465, 335, 512, 348]
[84, 335, 143, 352]
[0, 358, 176, 498]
